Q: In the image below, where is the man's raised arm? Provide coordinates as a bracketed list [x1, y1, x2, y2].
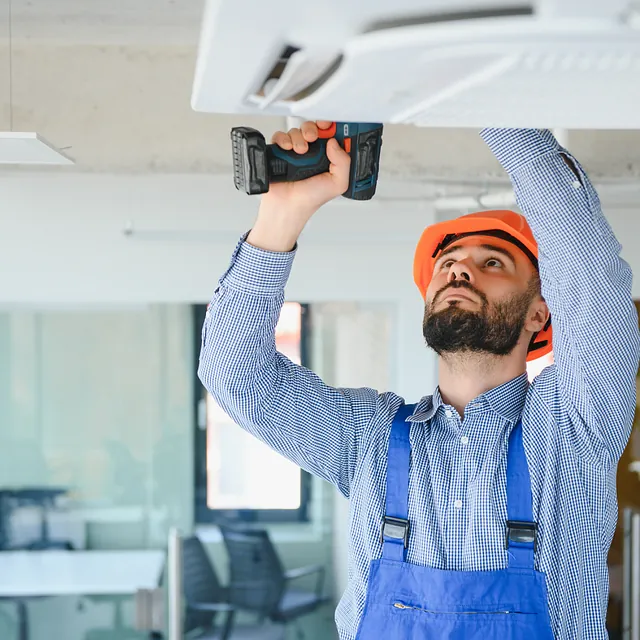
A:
[198, 122, 383, 497]
[481, 128, 640, 468]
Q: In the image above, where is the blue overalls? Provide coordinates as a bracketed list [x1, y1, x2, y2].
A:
[355, 404, 555, 639]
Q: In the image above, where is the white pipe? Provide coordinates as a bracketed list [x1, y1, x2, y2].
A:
[553, 128, 569, 149]
[167, 527, 183, 640]
[285, 116, 305, 131]
[633, 514, 640, 640]
[434, 190, 516, 211]
[624, 508, 632, 640]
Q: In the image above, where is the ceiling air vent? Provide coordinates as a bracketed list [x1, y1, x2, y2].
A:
[248, 44, 343, 107]
[192, 0, 640, 128]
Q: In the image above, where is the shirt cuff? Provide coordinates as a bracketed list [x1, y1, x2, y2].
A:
[480, 128, 562, 175]
[220, 232, 297, 295]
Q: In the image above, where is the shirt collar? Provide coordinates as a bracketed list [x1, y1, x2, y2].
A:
[479, 372, 529, 423]
[408, 387, 444, 423]
[407, 372, 529, 424]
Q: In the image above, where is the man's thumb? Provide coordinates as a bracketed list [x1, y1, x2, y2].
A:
[326, 138, 351, 189]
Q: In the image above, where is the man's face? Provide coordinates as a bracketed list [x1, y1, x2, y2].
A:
[423, 235, 544, 357]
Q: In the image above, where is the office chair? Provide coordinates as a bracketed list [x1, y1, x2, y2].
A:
[153, 534, 284, 640]
[219, 525, 329, 640]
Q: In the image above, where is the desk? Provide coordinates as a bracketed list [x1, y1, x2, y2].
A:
[0, 550, 164, 640]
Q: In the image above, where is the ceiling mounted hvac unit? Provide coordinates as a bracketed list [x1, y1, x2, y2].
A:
[191, 0, 640, 128]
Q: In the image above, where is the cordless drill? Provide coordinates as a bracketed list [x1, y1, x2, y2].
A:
[230, 122, 383, 200]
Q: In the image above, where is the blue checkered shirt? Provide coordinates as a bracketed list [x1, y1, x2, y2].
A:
[198, 129, 640, 639]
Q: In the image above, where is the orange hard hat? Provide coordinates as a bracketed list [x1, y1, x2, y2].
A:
[413, 210, 552, 362]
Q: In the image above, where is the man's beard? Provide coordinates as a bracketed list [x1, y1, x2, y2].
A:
[423, 279, 539, 357]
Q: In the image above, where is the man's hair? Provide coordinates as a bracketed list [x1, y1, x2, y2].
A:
[529, 271, 542, 299]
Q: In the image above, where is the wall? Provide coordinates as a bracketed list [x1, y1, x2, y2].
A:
[0, 301, 341, 640]
[0, 172, 439, 404]
[0, 305, 194, 547]
[1, 174, 637, 299]
[0, 305, 194, 639]
[0, 173, 431, 302]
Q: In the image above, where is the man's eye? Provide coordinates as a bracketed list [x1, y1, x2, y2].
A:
[485, 258, 503, 268]
[440, 260, 454, 269]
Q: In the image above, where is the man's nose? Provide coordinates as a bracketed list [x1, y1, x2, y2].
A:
[447, 261, 473, 284]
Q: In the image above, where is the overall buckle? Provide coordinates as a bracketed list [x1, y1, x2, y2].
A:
[382, 516, 410, 548]
[505, 520, 538, 552]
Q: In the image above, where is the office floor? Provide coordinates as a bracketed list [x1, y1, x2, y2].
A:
[0, 596, 338, 640]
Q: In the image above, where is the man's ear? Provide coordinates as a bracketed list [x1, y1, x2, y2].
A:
[525, 298, 550, 333]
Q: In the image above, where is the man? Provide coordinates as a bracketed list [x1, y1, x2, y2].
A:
[198, 123, 640, 639]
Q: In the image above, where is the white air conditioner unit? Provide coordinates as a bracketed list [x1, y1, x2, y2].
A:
[191, 0, 640, 128]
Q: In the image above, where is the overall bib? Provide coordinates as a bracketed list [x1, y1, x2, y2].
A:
[355, 404, 555, 639]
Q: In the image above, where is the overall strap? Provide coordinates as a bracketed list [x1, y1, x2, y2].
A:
[506, 420, 538, 570]
[382, 403, 416, 562]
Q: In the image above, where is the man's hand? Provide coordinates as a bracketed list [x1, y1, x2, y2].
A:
[246, 120, 351, 252]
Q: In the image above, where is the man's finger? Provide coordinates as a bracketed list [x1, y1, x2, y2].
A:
[271, 130, 293, 149]
[288, 128, 308, 154]
[301, 121, 319, 143]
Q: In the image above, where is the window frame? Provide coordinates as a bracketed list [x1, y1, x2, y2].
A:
[193, 303, 312, 525]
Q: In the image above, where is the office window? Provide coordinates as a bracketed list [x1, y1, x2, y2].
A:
[194, 302, 311, 524]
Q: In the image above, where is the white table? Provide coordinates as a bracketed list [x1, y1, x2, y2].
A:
[0, 550, 164, 597]
[0, 550, 164, 640]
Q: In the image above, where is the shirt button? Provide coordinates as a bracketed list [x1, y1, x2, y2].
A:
[454, 499, 463, 509]
[461, 436, 469, 446]
[445, 409, 453, 418]
[572, 180, 582, 189]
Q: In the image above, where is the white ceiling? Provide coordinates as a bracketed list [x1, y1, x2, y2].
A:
[0, 0, 640, 181]
[6, 0, 204, 45]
